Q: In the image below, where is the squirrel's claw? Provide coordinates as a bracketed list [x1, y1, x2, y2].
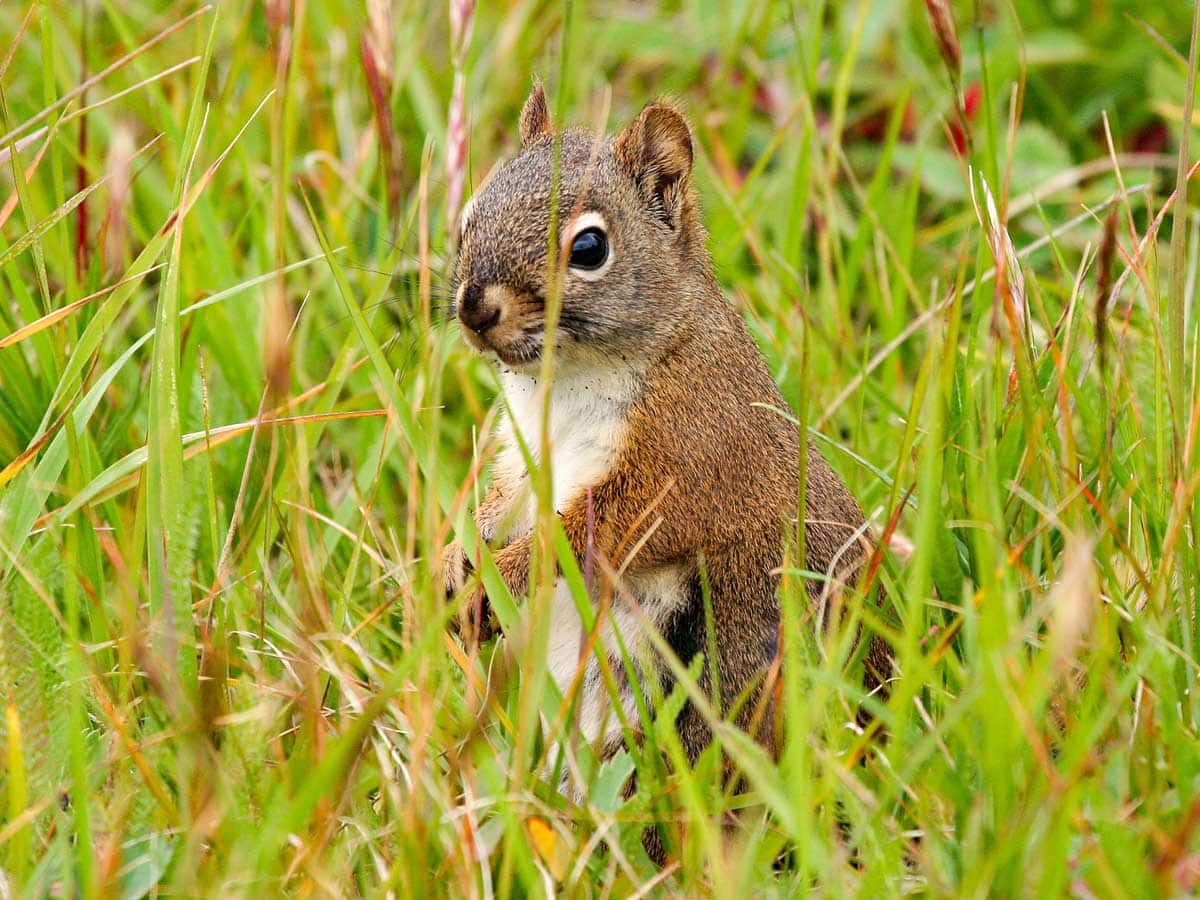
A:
[443, 543, 500, 643]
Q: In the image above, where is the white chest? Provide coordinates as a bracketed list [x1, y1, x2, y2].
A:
[497, 366, 638, 521]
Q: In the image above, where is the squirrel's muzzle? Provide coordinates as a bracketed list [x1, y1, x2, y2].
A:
[455, 282, 544, 368]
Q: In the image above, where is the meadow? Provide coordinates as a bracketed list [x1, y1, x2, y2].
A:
[1, 0, 1199, 895]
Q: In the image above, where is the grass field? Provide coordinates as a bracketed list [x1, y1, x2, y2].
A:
[1, 0, 1199, 895]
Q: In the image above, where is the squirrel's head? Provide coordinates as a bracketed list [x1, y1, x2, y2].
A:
[451, 84, 708, 373]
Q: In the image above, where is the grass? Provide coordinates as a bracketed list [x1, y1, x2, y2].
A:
[1, 0, 1199, 895]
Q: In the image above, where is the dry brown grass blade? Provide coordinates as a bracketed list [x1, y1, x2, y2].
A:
[154, 91, 274, 243]
[440, 632, 515, 734]
[183, 410, 390, 470]
[0, 7, 36, 82]
[860, 482, 917, 599]
[362, 0, 401, 224]
[0, 266, 164, 350]
[1094, 209, 1119, 378]
[278, 499, 395, 580]
[0, 121, 53, 229]
[1154, 796, 1200, 885]
[0, 371, 94, 489]
[0, 795, 56, 849]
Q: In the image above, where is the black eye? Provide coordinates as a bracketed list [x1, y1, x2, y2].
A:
[569, 227, 608, 270]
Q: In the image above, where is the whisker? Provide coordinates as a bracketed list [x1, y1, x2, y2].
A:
[343, 263, 399, 278]
[358, 296, 455, 314]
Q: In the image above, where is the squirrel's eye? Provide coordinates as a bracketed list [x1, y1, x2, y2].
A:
[569, 227, 608, 270]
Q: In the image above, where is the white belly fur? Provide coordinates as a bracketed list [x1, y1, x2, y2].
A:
[545, 566, 688, 749]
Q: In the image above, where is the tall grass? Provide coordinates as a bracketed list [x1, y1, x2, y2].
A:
[1, 0, 1198, 895]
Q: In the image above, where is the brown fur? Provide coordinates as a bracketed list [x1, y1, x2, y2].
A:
[447, 88, 889, 800]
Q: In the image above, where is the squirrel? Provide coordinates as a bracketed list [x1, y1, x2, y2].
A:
[445, 84, 889, 787]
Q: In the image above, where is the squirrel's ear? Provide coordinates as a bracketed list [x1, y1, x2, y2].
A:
[519, 82, 554, 148]
[614, 101, 694, 228]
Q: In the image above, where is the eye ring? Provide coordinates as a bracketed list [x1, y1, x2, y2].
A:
[569, 227, 608, 270]
[564, 212, 614, 280]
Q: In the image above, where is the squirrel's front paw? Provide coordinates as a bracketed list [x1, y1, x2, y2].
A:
[442, 541, 471, 597]
[442, 543, 499, 642]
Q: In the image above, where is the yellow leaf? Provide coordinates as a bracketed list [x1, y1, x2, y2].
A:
[525, 816, 570, 882]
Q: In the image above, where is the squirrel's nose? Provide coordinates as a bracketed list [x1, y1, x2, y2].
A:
[459, 300, 501, 335]
[458, 283, 502, 335]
